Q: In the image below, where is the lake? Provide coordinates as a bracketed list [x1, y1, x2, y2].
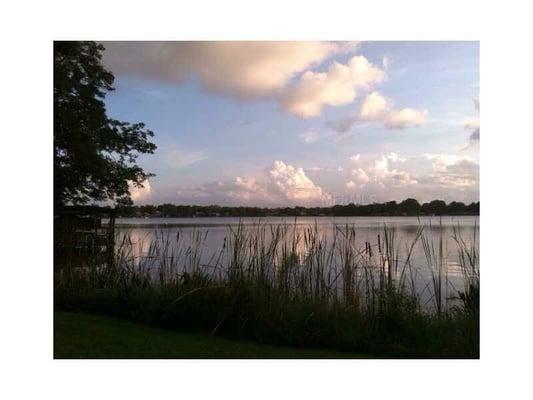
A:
[113, 216, 479, 307]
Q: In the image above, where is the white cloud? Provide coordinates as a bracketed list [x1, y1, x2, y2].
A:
[267, 160, 331, 204]
[347, 168, 370, 189]
[129, 180, 152, 203]
[385, 152, 406, 162]
[369, 153, 409, 180]
[350, 154, 361, 162]
[174, 160, 331, 206]
[171, 152, 479, 205]
[340, 152, 478, 203]
[104, 42, 430, 123]
[103, 41, 352, 100]
[176, 177, 268, 204]
[359, 91, 391, 120]
[424, 153, 476, 171]
[385, 108, 428, 129]
[281, 55, 386, 118]
[418, 156, 479, 190]
[372, 155, 391, 180]
[346, 181, 356, 189]
[344, 153, 415, 192]
[332, 92, 428, 132]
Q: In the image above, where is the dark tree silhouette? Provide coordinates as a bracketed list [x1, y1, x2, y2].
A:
[54, 41, 156, 206]
[422, 200, 447, 215]
[399, 198, 421, 215]
[112, 200, 480, 218]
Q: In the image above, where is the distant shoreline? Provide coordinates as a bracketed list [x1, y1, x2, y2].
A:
[106, 199, 479, 219]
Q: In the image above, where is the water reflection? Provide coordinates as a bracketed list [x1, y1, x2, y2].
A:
[113, 216, 479, 308]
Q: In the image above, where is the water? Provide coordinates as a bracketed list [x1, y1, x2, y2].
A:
[113, 216, 479, 305]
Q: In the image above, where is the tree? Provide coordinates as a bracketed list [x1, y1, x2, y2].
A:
[427, 200, 447, 215]
[399, 198, 421, 215]
[383, 201, 398, 215]
[54, 41, 156, 207]
[447, 201, 466, 215]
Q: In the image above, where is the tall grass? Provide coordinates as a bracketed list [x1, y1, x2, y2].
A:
[55, 219, 479, 357]
[453, 221, 479, 313]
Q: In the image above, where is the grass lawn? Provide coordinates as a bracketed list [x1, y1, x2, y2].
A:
[54, 312, 353, 359]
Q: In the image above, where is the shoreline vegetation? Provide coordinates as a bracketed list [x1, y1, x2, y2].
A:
[55, 220, 479, 358]
[99, 199, 479, 218]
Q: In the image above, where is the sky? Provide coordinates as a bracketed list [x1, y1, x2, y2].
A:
[102, 41, 479, 207]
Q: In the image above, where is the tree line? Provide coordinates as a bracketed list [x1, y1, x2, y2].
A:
[110, 199, 479, 218]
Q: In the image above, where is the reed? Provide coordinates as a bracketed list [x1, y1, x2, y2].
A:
[55, 219, 479, 357]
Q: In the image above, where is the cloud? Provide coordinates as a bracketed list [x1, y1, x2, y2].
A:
[174, 177, 270, 206]
[330, 91, 428, 133]
[281, 55, 386, 118]
[341, 152, 478, 203]
[385, 108, 428, 129]
[104, 42, 431, 123]
[345, 153, 416, 192]
[129, 180, 152, 203]
[174, 160, 331, 206]
[103, 41, 353, 100]
[424, 153, 475, 170]
[464, 98, 480, 145]
[419, 155, 479, 189]
[346, 168, 370, 189]
[469, 128, 480, 142]
[105, 41, 395, 118]
[267, 160, 331, 204]
[386, 152, 406, 162]
[359, 91, 391, 120]
[465, 118, 480, 142]
[170, 153, 478, 205]
[370, 153, 412, 181]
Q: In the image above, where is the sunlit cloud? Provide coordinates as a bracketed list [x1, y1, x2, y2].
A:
[103, 41, 352, 99]
[385, 108, 428, 129]
[343, 152, 478, 202]
[330, 91, 428, 133]
[359, 91, 391, 120]
[128, 180, 152, 203]
[282, 56, 386, 118]
[174, 160, 331, 206]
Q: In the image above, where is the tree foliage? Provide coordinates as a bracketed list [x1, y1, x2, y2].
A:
[54, 41, 156, 206]
[112, 200, 480, 218]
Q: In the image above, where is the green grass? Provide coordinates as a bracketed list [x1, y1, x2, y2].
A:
[54, 312, 351, 358]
